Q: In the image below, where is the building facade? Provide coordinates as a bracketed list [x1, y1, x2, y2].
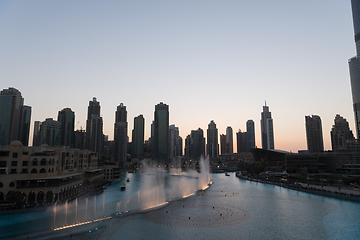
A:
[132, 115, 145, 160]
[58, 108, 75, 147]
[349, 0, 360, 139]
[114, 103, 128, 168]
[246, 120, 255, 151]
[330, 114, 355, 151]
[207, 120, 219, 158]
[38, 118, 62, 147]
[169, 124, 182, 159]
[226, 126, 233, 154]
[261, 103, 274, 150]
[236, 130, 247, 153]
[85, 98, 103, 158]
[153, 102, 169, 163]
[0, 88, 31, 146]
[305, 115, 324, 153]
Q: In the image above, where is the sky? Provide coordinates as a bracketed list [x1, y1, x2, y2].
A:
[0, 0, 356, 153]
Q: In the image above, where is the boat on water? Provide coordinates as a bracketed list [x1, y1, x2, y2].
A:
[225, 172, 230, 176]
[121, 184, 126, 191]
[126, 178, 130, 182]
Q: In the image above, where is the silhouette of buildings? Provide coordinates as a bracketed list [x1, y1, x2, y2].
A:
[132, 114, 144, 160]
[38, 118, 61, 147]
[58, 108, 75, 147]
[236, 130, 247, 153]
[349, 0, 360, 139]
[185, 128, 205, 160]
[246, 120, 255, 151]
[32, 121, 41, 147]
[85, 97, 103, 158]
[169, 124, 182, 159]
[226, 126, 233, 154]
[261, 103, 274, 150]
[220, 134, 227, 155]
[153, 102, 169, 163]
[305, 115, 324, 153]
[331, 114, 355, 151]
[207, 120, 219, 158]
[0, 87, 31, 146]
[114, 103, 127, 168]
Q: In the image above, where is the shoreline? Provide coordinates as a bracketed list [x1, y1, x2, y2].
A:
[235, 173, 360, 203]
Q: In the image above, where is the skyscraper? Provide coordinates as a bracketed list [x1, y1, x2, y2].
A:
[305, 115, 324, 153]
[236, 129, 247, 153]
[32, 121, 41, 146]
[169, 124, 182, 159]
[0, 87, 31, 146]
[85, 97, 103, 157]
[246, 120, 255, 151]
[114, 103, 128, 167]
[261, 103, 274, 150]
[220, 134, 227, 155]
[330, 114, 355, 151]
[132, 114, 144, 160]
[38, 118, 61, 147]
[349, 0, 360, 139]
[186, 128, 205, 160]
[207, 120, 219, 158]
[153, 102, 169, 163]
[226, 126, 233, 154]
[58, 108, 75, 147]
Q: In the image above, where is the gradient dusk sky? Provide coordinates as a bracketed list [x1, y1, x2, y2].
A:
[0, 0, 356, 153]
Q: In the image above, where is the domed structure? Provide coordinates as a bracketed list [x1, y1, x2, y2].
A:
[10, 140, 22, 146]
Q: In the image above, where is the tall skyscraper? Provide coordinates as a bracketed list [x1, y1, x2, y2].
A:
[330, 114, 355, 151]
[349, 0, 360, 139]
[132, 114, 144, 160]
[32, 121, 41, 146]
[153, 102, 169, 163]
[85, 97, 103, 157]
[169, 124, 182, 159]
[185, 128, 205, 160]
[0, 87, 31, 146]
[38, 118, 61, 147]
[261, 103, 274, 150]
[207, 120, 219, 158]
[114, 103, 128, 167]
[236, 129, 247, 153]
[246, 120, 255, 151]
[220, 134, 227, 155]
[226, 126, 233, 154]
[58, 108, 75, 147]
[305, 115, 324, 153]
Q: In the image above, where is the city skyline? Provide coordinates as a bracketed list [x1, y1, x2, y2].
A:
[0, 1, 356, 152]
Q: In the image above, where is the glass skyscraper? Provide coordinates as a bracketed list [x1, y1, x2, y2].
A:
[261, 103, 274, 150]
[349, 0, 360, 139]
[153, 102, 169, 163]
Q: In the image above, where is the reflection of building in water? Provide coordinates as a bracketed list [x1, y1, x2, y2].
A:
[0, 141, 105, 205]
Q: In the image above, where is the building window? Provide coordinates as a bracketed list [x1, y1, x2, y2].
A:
[39, 168, 46, 173]
[11, 161, 17, 166]
[12, 152, 18, 158]
[31, 168, 37, 173]
[40, 159, 46, 166]
[23, 152, 28, 155]
[0, 151, 9, 156]
[10, 169, 17, 174]
[32, 159, 38, 166]
[9, 182, 15, 187]
[21, 169, 28, 174]
[22, 161, 28, 166]
[0, 182, 3, 187]
[0, 161, 6, 167]
[0, 169, 6, 174]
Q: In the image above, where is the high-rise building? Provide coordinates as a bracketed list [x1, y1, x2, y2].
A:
[226, 126, 233, 154]
[85, 97, 103, 157]
[207, 120, 219, 158]
[330, 114, 355, 151]
[74, 129, 86, 150]
[169, 124, 182, 159]
[19, 105, 31, 146]
[132, 114, 144, 160]
[32, 121, 41, 146]
[261, 103, 274, 150]
[58, 108, 75, 147]
[0, 87, 31, 146]
[236, 130, 247, 153]
[349, 0, 360, 139]
[305, 115, 324, 153]
[246, 120, 255, 151]
[114, 103, 128, 167]
[38, 118, 61, 147]
[220, 134, 227, 155]
[184, 128, 205, 160]
[153, 102, 169, 163]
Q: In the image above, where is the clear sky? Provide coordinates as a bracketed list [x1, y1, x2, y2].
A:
[0, 0, 356, 153]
